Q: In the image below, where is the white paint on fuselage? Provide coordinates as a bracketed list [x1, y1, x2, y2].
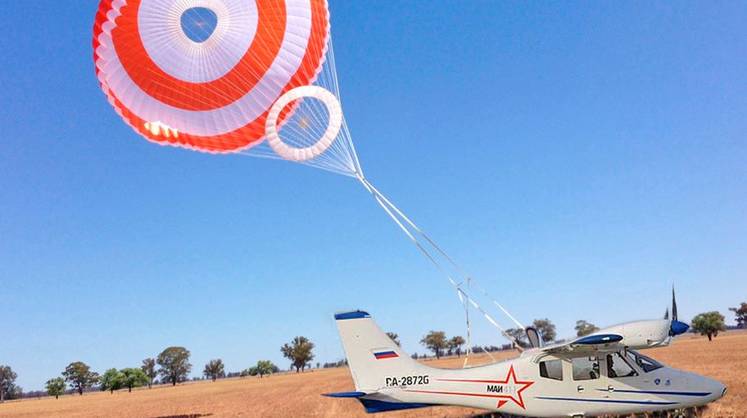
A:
[361, 350, 725, 417]
[333, 312, 726, 417]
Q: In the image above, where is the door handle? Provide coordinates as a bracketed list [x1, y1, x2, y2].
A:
[607, 385, 615, 392]
[576, 385, 584, 392]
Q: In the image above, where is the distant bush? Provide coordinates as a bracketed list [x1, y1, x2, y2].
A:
[322, 360, 347, 368]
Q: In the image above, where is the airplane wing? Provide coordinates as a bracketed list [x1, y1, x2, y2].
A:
[540, 318, 683, 355]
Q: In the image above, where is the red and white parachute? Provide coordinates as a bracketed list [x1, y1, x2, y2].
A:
[94, 0, 358, 175]
[92, 0, 528, 355]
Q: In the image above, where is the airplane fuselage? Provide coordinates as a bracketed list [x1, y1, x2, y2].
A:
[362, 349, 725, 417]
[330, 310, 726, 417]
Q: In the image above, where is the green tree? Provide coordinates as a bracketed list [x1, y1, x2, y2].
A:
[505, 328, 527, 348]
[203, 359, 225, 382]
[420, 331, 448, 359]
[533, 318, 557, 343]
[575, 320, 600, 337]
[63, 362, 99, 395]
[248, 360, 278, 378]
[120, 368, 149, 392]
[63, 362, 99, 396]
[448, 336, 466, 357]
[386, 332, 400, 347]
[157, 347, 192, 386]
[730, 302, 747, 328]
[141, 358, 157, 388]
[45, 377, 66, 399]
[100, 368, 124, 394]
[0, 365, 18, 403]
[281, 336, 315, 373]
[692, 311, 726, 341]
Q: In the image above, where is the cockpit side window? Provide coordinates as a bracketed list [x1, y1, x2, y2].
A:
[539, 360, 563, 381]
[572, 356, 600, 381]
[625, 350, 663, 373]
[606, 353, 638, 378]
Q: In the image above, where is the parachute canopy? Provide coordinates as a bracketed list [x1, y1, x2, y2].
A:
[93, 0, 331, 153]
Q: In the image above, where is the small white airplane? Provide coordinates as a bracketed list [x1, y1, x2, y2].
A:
[325, 293, 726, 417]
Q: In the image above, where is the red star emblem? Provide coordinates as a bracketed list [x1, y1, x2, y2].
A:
[490, 365, 534, 409]
[473, 365, 534, 409]
[407, 365, 535, 410]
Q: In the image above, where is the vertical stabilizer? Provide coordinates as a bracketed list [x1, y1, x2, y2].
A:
[334, 310, 426, 392]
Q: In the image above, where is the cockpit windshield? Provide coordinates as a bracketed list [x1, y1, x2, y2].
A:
[625, 350, 663, 373]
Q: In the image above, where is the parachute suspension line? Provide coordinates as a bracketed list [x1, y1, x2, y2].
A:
[360, 178, 525, 331]
[477, 286, 525, 331]
[465, 291, 522, 355]
[229, 34, 523, 348]
[236, 39, 362, 179]
[170, 14, 515, 348]
[459, 286, 472, 368]
[357, 174, 524, 352]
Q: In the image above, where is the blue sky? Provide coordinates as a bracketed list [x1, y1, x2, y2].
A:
[1, 2, 745, 391]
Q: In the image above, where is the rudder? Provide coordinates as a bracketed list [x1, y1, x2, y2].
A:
[334, 310, 427, 392]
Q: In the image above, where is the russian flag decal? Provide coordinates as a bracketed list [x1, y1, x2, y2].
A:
[373, 350, 399, 360]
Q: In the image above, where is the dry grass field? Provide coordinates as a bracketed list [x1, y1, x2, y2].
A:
[1, 331, 744, 418]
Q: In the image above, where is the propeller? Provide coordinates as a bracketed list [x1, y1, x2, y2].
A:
[669, 286, 689, 336]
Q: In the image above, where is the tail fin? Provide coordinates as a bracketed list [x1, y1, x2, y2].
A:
[334, 310, 426, 392]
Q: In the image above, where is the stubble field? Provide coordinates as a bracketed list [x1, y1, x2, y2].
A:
[1, 331, 744, 418]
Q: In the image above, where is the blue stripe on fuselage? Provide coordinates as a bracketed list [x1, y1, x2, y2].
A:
[594, 389, 711, 397]
[535, 396, 677, 406]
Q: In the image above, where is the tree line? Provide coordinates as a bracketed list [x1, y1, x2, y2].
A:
[0, 334, 320, 401]
[1, 302, 745, 401]
[409, 302, 747, 358]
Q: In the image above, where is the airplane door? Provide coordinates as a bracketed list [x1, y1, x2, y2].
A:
[569, 355, 603, 397]
[601, 352, 640, 395]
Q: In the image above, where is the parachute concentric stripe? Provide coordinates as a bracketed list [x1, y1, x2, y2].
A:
[93, 0, 330, 152]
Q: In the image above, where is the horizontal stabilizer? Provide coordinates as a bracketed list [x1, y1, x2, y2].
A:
[323, 391, 366, 398]
[359, 398, 434, 413]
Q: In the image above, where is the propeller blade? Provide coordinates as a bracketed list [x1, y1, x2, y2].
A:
[668, 286, 688, 336]
[664, 307, 669, 320]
